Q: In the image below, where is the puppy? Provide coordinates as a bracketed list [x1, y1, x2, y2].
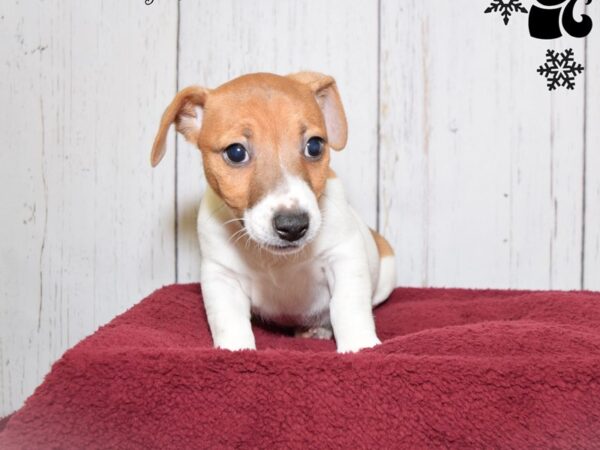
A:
[151, 72, 395, 352]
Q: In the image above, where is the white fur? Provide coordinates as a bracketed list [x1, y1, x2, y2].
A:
[197, 175, 396, 353]
[243, 172, 322, 251]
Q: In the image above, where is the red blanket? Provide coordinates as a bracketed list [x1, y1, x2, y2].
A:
[2, 284, 600, 449]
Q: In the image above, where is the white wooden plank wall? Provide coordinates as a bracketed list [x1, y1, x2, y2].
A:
[0, 1, 177, 416]
[0, 0, 597, 417]
[585, 4, 600, 291]
[380, 0, 586, 289]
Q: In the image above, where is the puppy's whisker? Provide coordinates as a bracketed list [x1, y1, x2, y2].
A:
[232, 232, 249, 247]
[222, 217, 245, 226]
[229, 227, 249, 246]
[244, 235, 253, 251]
[228, 227, 246, 241]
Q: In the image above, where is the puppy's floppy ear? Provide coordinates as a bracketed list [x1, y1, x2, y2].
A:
[150, 86, 209, 167]
[287, 72, 348, 151]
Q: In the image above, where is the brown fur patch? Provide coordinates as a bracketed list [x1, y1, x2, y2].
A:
[152, 73, 348, 215]
[151, 86, 208, 167]
[370, 228, 394, 257]
[196, 73, 332, 212]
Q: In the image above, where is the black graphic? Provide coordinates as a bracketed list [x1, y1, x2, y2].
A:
[537, 48, 584, 90]
[485, 0, 528, 25]
[529, 0, 593, 39]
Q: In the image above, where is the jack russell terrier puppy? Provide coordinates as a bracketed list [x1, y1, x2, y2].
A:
[151, 72, 395, 352]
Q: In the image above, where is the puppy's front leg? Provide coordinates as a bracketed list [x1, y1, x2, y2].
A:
[327, 238, 381, 353]
[200, 262, 256, 351]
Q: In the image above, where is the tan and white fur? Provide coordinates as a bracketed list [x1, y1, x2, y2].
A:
[151, 72, 395, 353]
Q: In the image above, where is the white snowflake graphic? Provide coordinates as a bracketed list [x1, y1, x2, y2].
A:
[537, 48, 584, 91]
[484, 0, 528, 25]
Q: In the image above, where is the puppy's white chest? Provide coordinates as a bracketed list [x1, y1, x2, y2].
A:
[244, 259, 331, 326]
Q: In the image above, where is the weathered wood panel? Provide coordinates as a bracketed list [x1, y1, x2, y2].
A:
[0, 0, 177, 416]
[379, 0, 585, 289]
[584, 21, 600, 290]
[176, 0, 379, 281]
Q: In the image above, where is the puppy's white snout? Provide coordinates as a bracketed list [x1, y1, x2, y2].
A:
[272, 210, 309, 242]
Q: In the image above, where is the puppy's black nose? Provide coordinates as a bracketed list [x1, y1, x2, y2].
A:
[272, 211, 309, 242]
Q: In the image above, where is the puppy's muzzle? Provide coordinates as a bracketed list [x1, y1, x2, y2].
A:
[272, 210, 309, 242]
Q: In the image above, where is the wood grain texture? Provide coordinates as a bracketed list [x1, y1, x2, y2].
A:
[584, 25, 600, 290]
[176, 0, 379, 282]
[0, 0, 177, 416]
[379, 0, 585, 289]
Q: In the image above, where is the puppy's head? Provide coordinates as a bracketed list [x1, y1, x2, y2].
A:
[151, 72, 347, 254]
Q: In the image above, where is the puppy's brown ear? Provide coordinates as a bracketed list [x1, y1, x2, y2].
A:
[287, 72, 348, 151]
[150, 86, 209, 167]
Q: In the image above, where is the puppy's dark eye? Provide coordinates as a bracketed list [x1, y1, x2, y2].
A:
[223, 143, 249, 165]
[304, 137, 324, 159]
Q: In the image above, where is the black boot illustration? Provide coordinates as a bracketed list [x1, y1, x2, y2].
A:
[529, 0, 593, 39]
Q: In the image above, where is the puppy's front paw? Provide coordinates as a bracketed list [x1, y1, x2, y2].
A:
[216, 343, 256, 351]
[214, 335, 256, 351]
[336, 335, 381, 353]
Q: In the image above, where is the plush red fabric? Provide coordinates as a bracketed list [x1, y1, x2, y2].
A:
[1, 284, 600, 449]
[0, 414, 12, 434]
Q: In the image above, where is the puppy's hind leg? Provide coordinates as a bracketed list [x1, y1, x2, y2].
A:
[373, 255, 396, 307]
[295, 326, 334, 340]
[370, 229, 396, 307]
